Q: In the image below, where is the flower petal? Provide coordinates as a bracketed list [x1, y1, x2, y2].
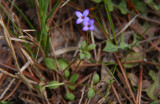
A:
[89, 25, 95, 31]
[83, 9, 89, 16]
[84, 17, 89, 21]
[89, 19, 94, 25]
[75, 11, 82, 17]
[82, 26, 89, 31]
[83, 20, 89, 25]
[76, 18, 83, 24]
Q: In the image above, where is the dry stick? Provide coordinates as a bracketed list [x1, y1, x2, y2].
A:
[0, 78, 16, 100]
[111, 84, 122, 104]
[79, 86, 86, 104]
[34, 0, 41, 27]
[114, 53, 136, 103]
[122, 60, 160, 66]
[47, 1, 62, 27]
[129, 11, 160, 25]
[138, 68, 143, 104]
[2, 80, 21, 102]
[91, 31, 97, 61]
[115, 84, 133, 103]
[0, 68, 18, 78]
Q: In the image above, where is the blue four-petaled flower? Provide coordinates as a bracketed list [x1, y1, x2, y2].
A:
[82, 19, 94, 31]
[75, 9, 89, 24]
[75, 9, 95, 31]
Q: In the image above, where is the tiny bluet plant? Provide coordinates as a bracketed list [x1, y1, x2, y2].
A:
[75, 9, 95, 31]
[75, 9, 89, 24]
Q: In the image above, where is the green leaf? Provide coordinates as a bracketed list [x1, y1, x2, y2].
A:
[45, 58, 57, 70]
[47, 81, 62, 89]
[146, 70, 160, 100]
[147, 0, 160, 10]
[58, 58, 69, 70]
[150, 101, 160, 104]
[88, 87, 95, 98]
[93, 73, 100, 84]
[79, 52, 85, 60]
[121, 52, 145, 68]
[81, 41, 87, 50]
[84, 51, 91, 60]
[132, 0, 147, 15]
[65, 92, 75, 101]
[103, 40, 119, 52]
[68, 85, 75, 90]
[87, 44, 96, 51]
[69, 74, 79, 84]
[0, 101, 13, 104]
[117, 0, 127, 14]
[91, 0, 102, 3]
[119, 33, 129, 50]
[64, 69, 70, 79]
[107, 0, 115, 12]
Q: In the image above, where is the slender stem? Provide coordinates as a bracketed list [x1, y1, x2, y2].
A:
[72, 59, 82, 74]
[104, 0, 117, 45]
[62, 54, 79, 73]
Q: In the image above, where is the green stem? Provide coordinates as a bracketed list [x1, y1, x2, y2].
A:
[104, 0, 117, 45]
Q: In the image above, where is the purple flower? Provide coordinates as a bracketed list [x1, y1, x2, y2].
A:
[82, 19, 95, 31]
[75, 9, 89, 24]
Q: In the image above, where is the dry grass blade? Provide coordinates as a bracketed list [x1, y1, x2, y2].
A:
[0, 17, 33, 89]
[54, 47, 78, 56]
[0, 36, 33, 44]
[21, 48, 34, 65]
[116, 13, 140, 36]
[0, 68, 18, 78]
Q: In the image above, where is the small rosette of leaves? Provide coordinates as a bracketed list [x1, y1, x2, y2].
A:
[45, 58, 70, 79]
[79, 41, 96, 60]
[67, 74, 79, 90]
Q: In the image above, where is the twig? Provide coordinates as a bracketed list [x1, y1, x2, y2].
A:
[111, 84, 122, 104]
[114, 53, 136, 103]
[91, 31, 97, 61]
[0, 78, 16, 100]
[79, 86, 86, 104]
[2, 80, 21, 102]
[129, 11, 160, 25]
[0, 68, 18, 78]
[138, 68, 142, 104]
